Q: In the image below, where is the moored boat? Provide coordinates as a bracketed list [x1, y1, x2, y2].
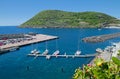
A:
[75, 50, 81, 55]
[52, 50, 60, 55]
[42, 49, 49, 55]
[31, 49, 37, 54]
[30, 49, 40, 56]
[96, 48, 103, 53]
[9, 46, 19, 52]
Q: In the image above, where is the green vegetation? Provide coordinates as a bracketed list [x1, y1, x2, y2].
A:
[20, 10, 120, 28]
[73, 57, 120, 79]
[118, 50, 120, 56]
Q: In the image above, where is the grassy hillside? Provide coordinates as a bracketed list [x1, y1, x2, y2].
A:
[20, 10, 120, 28]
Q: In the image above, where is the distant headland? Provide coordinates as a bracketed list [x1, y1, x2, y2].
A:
[20, 10, 120, 28]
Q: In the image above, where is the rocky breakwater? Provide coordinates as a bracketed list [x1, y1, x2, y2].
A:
[82, 32, 120, 43]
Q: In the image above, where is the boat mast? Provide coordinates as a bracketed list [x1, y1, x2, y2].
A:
[45, 41, 48, 49]
[77, 29, 80, 51]
[77, 40, 80, 50]
[31, 43, 34, 50]
[55, 28, 58, 50]
[45, 35, 48, 50]
[56, 39, 58, 50]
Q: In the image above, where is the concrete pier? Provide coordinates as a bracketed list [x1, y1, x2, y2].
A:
[89, 43, 120, 64]
[89, 52, 112, 65]
[0, 34, 58, 53]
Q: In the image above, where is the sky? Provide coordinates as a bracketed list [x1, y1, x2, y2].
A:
[0, 0, 120, 26]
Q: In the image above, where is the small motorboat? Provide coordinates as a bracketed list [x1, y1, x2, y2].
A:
[9, 46, 19, 52]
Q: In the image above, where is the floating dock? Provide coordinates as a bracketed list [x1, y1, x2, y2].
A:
[27, 53, 97, 58]
[82, 32, 120, 43]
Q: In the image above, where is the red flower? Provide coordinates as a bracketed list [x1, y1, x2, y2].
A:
[87, 64, 91, 67]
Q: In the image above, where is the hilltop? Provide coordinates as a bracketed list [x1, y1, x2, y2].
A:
[20, 10, 120, 28]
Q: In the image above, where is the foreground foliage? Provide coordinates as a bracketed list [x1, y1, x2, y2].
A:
[118, 50, 120, 56]
[73, 57, 120, 79]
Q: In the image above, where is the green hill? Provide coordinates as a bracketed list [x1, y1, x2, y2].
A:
[20, 10, 120, 28]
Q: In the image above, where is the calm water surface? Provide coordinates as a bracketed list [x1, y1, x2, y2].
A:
[0, 26, 120, 79]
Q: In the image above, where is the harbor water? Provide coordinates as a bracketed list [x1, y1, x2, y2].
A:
[0, 26, 120, 79]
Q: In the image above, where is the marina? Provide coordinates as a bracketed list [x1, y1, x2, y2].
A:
[27, 50, 97, 59]
[1, 0, 120, 78]
[27, 33, 97, 59]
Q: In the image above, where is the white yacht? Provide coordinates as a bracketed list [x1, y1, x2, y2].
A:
[96, 48, 103, 53]
[30, 49, 40, 56]
[42, 49, 49, 55]
[35, 50, 40, 54]
[52, 50, 60, 55]
[31, 49, 37, 54]
[75, 50, 81, 55]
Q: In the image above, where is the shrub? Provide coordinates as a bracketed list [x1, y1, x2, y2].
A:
[73, 57, 120, 79]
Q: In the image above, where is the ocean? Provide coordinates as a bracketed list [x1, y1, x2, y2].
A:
[0, 26, 120, 79]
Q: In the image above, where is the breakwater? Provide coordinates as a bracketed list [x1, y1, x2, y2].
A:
[82, 32, 120, 43]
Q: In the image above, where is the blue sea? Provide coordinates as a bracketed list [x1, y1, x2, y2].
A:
[0, 26, 120, 79]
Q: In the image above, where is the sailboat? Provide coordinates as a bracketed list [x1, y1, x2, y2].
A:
[31, 49, 37, 54]
[30, 49, 40, 56]
[52, 39, 60, 56]
[75, 29, 81, 55]
[42, 49, 49, 55]
[30, 43, 40, 55]
[35, 50, 40, 54]
[42, 41, 49, 55]
[75, 50, 81, 55]
[52, 50, 60, 55]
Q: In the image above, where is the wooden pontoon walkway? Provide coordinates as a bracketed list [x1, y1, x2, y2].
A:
[27, 53, 97, 58]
